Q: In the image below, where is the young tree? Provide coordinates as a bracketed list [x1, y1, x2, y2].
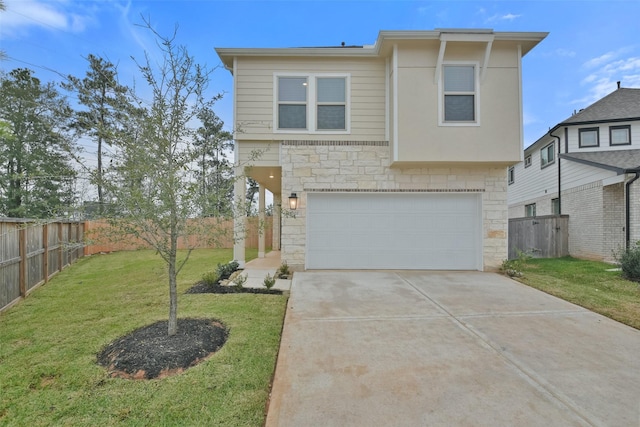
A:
[0, 68, 77, 218]
[194, 107, 234, 218]
[62, 55, 130, 214]
[104, 21, 221, 336]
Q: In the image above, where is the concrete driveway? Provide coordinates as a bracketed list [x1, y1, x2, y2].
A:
[265, 271, 640, 427]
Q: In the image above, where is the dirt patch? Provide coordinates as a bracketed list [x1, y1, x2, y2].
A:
[186, 282, 283, 295]
[97, 318, 228, 380]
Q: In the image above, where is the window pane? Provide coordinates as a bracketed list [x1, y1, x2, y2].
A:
[317, 105, 345, 130]
[278, 77, 307, 102]
[317, 78, 345, 102]
[278, 104, 306, 129]
[611, 128, 630, 144]
[444, 66, 475, 92]
[580, 130, 598, 147]
[444, 95, 474, 121]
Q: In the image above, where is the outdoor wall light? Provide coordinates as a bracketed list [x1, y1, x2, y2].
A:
[288, 192, 298, 210]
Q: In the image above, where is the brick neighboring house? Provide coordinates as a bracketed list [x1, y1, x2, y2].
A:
[508, 86, 640, 261]
[216, 29, 547, 271]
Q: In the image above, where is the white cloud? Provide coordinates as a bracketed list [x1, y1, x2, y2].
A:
[485, 12, 522, 23]
[573, 53, 640, 105]
[1, 0, 95, 37]
[582, 47, 633, 69]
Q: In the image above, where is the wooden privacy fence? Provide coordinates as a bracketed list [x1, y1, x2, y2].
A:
[0, 219, 84, 312]
[83, 217, 273, 255]
[508, 215, 569, 260]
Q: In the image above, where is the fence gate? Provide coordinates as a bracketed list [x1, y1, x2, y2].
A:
[508, 215, 569, 260]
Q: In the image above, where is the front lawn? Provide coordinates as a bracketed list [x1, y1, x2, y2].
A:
[516, 257, 640, 329]
[0, 249, 288, 426]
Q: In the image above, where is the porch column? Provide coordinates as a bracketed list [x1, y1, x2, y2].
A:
[233, 168, 246, 268]
[258, 184, 266, 258]
[273, 195, 281, 250]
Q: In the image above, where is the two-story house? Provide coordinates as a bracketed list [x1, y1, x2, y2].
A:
[508, 86, 640, 261]
[216, 29, 547, 271]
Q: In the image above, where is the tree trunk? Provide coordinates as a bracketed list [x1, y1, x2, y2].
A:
[168, 251, 178, 336]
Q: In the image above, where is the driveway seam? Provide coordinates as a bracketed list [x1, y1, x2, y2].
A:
[395, 272, 602, 427]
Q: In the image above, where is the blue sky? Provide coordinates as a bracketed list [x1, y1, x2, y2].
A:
[2, 0, 640, 161]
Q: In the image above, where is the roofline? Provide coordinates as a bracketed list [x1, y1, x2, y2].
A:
[559, 154, 625, 174]
[215, 29, 548, 69]
[559, 116, 640, 126]
[560, 153, 640, 174]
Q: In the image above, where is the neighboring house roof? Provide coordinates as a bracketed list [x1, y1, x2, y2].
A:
[525, 88, 640, 155]
[560, 88, 640, 125]
[561, 148, 640, 173]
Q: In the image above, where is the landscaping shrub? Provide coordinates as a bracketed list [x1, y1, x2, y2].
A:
[276, 261, 291, 279]
[216, 260, 239, 280]
[232, 273, 247, 289]
[615, 242, 640, 282]
[500, 250, 531, 278]
[263, 273, 276, 290]
[202, 271, 221, 286]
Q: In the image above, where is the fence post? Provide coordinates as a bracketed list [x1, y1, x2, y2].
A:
[43, 223, 49, 283]
[58, 222, 63, 273]
[19, 225, 27, 297]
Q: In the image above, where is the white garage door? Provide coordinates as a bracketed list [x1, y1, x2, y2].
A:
[306, 192, 482, 270]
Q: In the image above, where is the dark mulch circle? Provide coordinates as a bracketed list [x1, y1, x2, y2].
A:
[186, 282, 283, 295]
[97, 318, 228, 380]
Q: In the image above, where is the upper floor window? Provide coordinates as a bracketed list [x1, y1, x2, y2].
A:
[277, 77, 307, 130]
[541, 142, 555, 168]
[508, 167, 515, 185]
[441, 64, 478, 125]
[524, 155, 532, 168]
[610, 125, 631, 146]
[579, 127, 599, 148]
[275, 74, 349, 133]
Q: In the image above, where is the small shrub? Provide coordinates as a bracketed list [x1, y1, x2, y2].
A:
[263, 273, 276, 290]
[202, 271, 221, 286]
[232, 273, 247, 289]
[500, 250, 531, 278]
[275, 261, 291, 279]
[216, 260, 239, 280]
[614, 242, 640, 282]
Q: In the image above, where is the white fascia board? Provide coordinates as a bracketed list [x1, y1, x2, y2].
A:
[440, 33, 495, 43]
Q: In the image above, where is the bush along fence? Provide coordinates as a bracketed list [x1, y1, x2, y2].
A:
[0, 219, 84, 312]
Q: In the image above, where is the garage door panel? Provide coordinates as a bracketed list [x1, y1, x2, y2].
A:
[306, 193, 482, 270]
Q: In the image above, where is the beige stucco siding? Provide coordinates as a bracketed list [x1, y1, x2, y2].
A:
[234, 57, 386, 141]
[394, 42, 522, 164]
[237, 141, 280, 166]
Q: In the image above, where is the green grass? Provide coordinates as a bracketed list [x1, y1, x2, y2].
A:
[0, 248, 288, 426]
[516, 257, 640, 329]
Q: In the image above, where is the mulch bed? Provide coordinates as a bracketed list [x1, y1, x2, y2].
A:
[185, 282, 283, 295]
[97, 318, 228, 380]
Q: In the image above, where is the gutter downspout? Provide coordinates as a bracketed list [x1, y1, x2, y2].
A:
[549, 127, 562, 214]
[625, 170, 640, 248]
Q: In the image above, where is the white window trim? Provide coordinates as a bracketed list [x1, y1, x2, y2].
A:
[438, 61, 480, 127]
[273, 72, 351, 134]
[508, 166, 515, 185]
[524, 155, 532, 168]
[540, 142, 555, 169]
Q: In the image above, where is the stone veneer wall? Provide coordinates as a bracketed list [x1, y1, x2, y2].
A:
[279, 141, 508, 271]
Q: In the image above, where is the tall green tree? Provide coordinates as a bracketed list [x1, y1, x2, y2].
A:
[0, 68, 77, 218]
[62, 54, 130, 214]
[194, 107, 233, 217]
[104, 21, 223, 336]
